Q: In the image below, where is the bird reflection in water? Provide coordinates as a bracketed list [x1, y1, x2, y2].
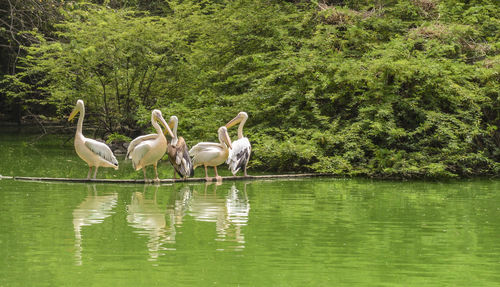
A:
[224, 183, 250, 249]
[126, 184, 176, 262]
[172, 185, 193, 225]
[186, 182, 250, 250]
[73, 185, 118, 265]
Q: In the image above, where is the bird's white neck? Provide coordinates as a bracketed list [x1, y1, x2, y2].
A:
[237, 117, 246, 139]
[151, 115, 165, 141]
[152, 120, 163, 136]
[171, 120, 178, 146]
[77, 106, 85, 135]
[218, 131, 229, 149]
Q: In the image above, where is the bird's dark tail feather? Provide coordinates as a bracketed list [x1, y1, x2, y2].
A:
[189, 165, 194, 177]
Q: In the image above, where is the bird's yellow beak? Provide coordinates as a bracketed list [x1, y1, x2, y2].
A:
[168, 120, 175, 130]
[68, 108, 78, 121]
[225, 114, 242, 129]
[157, 115, 174, 138]
[223, 129, 233, 149]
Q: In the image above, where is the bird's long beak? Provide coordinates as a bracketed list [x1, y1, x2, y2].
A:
[68, 108, 78, 121]
[225, 114, 242, 129]
[168, 120, 175, 130]
[158, 115, 174, 138]
[223, 129, 232, 149]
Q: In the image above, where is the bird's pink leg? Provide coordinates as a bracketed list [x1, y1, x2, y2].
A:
[154, 163, 160, 182]
[214, 166, 222, 182]
[204, 165, 211, 182]
[143, 168, 148, 182]
[87, 166, 92, 180]
[93, 166, 99, 179]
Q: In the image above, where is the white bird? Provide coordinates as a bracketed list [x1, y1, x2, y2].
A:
[68, 99, 119, 179]
[167, 116, 194, 179]
[126, 109, 174, 182]
[189, 126, 232, 182]
[225, 112, 251, 176]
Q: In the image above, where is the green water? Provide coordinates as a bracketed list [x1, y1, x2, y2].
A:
[1, 132, 500, 286]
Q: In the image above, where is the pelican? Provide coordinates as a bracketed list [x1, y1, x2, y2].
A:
[189, 126, 232, 181]
[167, 116, 194, 179]
[126, 109, 174, 182]
[68, 99, 119, 179]
[225, 112, 251, 176]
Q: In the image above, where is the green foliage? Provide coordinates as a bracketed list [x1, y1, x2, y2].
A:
[1, 0, 499, 178]
[105, 132, 131, 144]
[3, 4, 189, 135]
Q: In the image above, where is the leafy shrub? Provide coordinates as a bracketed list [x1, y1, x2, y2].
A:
[3, 0, 499, 178]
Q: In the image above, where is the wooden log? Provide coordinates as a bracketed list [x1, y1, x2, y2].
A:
[10, 173, 333, 184]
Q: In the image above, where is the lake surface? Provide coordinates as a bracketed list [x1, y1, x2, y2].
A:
[1, 131, 500, 286]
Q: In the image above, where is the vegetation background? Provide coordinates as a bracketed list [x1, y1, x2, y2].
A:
[0, 0, 498, 178]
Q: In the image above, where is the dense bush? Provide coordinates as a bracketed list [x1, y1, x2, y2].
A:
[1, 0, 498, 178]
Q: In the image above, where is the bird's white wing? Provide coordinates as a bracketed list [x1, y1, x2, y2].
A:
[189, 142, 223, 167]
[84, 139, 119, 167]
[130, 142, 151, 170]
[127, 134, 157, 159]
[227, 137, 251, 175]
[189, 142, 219, 156]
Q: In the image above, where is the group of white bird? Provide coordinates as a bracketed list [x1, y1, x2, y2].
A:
[68, 99, 251, 182]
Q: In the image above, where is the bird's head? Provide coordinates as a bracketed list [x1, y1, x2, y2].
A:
[218, 126, 232, 149]
[152, 109, 174, 138]
[168, 115, 178, 131]
[68, 99, 84, 121]
[225, 111, 248, 128]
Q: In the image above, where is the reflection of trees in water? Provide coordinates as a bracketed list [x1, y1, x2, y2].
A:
[126, 185, 176, 262]
[73, 185, 118, 266]
[185, 183, 250, 250]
